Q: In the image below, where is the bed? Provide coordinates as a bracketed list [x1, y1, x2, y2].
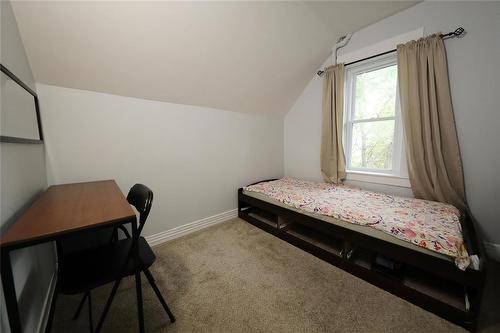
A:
[237, 178, 487, 332]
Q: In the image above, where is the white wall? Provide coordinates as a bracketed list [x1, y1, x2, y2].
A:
[38, 84, 284, 236]
[284, 2, 500, 250]
[1, 1, 55, 332]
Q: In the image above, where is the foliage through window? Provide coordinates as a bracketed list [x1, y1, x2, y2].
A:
[344, 54, 404, 176]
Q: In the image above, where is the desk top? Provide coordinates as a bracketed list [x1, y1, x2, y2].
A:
[0, 180, 136, 249]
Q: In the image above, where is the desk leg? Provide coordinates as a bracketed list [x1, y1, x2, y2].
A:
[131, 220, 145, 333]
[44, 241, 62, 333]
[1, 249, 22, 333]
[135, 272, 145, 333]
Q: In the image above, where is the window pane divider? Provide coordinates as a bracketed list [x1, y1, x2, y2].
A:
[350, 116, 395, 124]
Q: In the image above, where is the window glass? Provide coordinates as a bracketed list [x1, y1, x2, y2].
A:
[344, 54, 404, 176]
[353, 65, 397, 120]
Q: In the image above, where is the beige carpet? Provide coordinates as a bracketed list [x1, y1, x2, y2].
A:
[52, 218, 466, 333]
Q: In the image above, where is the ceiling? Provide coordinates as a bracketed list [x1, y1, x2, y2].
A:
[11, 1, 417, 115]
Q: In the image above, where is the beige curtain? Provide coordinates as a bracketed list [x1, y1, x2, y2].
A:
[321, 64, 346, 183]
[397, 34, 466, 210]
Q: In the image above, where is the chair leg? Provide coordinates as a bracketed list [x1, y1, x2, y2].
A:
[135, 272, 145, 333]
[95, 279, 121, 333]
[143, 268, 176, 323]
[73, 292, 89, 320]
[88, 290, 94, 333]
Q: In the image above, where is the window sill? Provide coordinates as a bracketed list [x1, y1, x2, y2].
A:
[345, 170, 411, 188]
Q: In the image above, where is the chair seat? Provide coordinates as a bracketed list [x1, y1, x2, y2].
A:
[59, 237, 155, 295]
[61, 227, 116, 257]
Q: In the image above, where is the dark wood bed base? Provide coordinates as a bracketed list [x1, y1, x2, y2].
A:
[237, 180, 488, 332]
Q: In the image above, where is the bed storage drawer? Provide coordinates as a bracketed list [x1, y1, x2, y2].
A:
[346, 246, 468, 311]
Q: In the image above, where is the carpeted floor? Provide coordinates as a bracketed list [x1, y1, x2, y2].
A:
[52, 218, 467, 333]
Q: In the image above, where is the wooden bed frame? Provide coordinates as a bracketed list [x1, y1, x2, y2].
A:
[237, 180, 488, 332]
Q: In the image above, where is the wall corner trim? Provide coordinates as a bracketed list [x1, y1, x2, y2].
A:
[145, 209, 238, 247]
[36, 269, 57, 333]
[484, 242, 500, 263]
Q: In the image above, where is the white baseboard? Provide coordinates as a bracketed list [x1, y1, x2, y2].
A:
[484, 242, 500, 263]
[145, 209, 238, 247]
[37, 269, 57, 333]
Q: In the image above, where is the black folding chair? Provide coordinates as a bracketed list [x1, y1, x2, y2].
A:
[58, 184, 175, 332]
[58, 227, 117, 332]
[61, 223, 131, 325]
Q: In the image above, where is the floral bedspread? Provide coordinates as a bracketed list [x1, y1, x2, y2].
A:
[244, 177, 469, 270]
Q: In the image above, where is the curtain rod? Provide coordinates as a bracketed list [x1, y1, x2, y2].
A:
[317, 27, 465, 77]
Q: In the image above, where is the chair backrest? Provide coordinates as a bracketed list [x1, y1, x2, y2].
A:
[126, 183, 153, 237]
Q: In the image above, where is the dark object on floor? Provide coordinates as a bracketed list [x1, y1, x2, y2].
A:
[58, 184, 175, 332]
[372, 255, 405, 280]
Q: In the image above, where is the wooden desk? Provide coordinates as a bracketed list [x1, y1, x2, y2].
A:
[0, 180, 136, 333]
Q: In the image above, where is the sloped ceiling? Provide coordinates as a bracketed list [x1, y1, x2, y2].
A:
[11, 1, 416, 115]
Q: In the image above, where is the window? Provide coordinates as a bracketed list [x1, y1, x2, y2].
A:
[344, 54, 407, 181]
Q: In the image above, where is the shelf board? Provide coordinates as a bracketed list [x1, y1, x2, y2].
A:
[245, 207, 277, 228]
[286, 223, 343, 257]
[404, 267, 466, 311]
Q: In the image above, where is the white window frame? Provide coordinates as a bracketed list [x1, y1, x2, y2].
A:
[343, 53, 410, 187]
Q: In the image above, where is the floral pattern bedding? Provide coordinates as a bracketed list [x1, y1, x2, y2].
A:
[244, 177, 469, 270]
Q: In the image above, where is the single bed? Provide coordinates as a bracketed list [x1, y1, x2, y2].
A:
[243, 188, 453, 261]
[237, 178, 487, 332]
[243, 177, 469, 268]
